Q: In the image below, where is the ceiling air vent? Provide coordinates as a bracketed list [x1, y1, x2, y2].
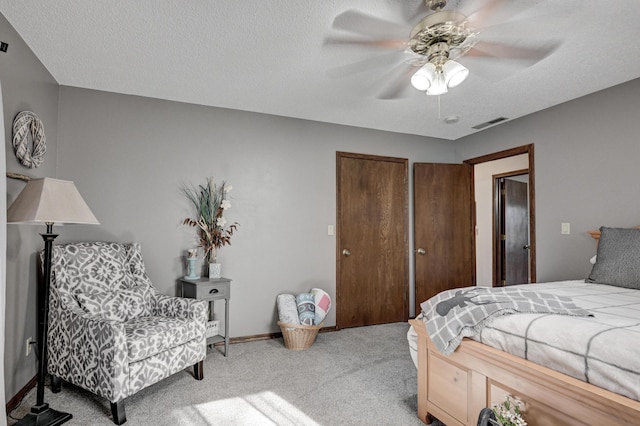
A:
[472, 117, 508, 130]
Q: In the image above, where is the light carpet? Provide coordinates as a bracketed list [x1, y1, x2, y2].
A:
[8, 322, 424, 425]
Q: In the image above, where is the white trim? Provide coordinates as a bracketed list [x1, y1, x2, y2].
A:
[1, 80, 8, 425]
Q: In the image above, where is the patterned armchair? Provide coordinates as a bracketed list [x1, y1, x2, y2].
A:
[46, 242, 208, 425]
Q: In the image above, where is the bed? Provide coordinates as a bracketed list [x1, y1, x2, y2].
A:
[407, 227, 640, 425]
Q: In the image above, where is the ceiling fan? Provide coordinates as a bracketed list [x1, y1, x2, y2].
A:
[325, 0, 560, 99]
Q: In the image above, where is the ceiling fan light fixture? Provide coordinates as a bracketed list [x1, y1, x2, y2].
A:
[426, 69, 448, 95]
[411, 62, 437, 91]
[443, 59, 468, 88]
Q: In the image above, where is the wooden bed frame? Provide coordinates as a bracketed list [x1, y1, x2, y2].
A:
[409, 318, 640, 425]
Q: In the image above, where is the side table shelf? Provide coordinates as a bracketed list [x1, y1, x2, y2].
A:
[179, 277, 231, 356]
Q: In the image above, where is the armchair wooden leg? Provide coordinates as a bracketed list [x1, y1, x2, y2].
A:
[194, 360, 204, 380]
[111, 400, 126, 425]
[51, 375, 62, 393]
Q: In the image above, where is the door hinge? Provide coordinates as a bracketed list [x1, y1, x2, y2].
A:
[501, 234, 506, 241]
[501, 279, 506, 286]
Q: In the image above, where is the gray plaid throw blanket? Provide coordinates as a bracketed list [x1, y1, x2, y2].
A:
[420, 286, 592, 355]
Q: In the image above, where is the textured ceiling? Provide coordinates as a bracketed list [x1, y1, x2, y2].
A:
[2, 0, 640, 140]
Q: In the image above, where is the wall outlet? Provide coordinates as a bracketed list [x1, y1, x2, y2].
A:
[25, 337, 33, 357]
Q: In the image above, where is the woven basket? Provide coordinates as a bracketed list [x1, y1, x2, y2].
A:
[277, 321, 323, 350]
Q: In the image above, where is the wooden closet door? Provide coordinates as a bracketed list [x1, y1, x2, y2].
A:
[337, 152, 408, 329]
[414, 163, 474, 315]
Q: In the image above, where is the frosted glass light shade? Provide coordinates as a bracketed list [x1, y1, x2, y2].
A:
[7, 177, 99, 225]
[443, 60, 469, 88]
[426, 71, 448, 96]
[411, 63, 437, 91]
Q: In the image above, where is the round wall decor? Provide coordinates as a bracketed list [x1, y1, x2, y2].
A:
[12, 110, 46, 168]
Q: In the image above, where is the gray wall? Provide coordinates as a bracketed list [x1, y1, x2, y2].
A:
[55, 86, 455, 335]
[1, 14, 60, 402]
[455, 78, 640, 282]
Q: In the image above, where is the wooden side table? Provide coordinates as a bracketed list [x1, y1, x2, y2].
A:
[179, 277, 231, 356]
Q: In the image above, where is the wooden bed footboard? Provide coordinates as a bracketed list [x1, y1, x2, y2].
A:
[408, 319, 640, 426]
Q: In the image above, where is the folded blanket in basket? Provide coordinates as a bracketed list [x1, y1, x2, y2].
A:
[310, 287, 331, 324]
[277, 294, 300, 325]
[296, 292, 315, 325]
[420, 286, 592, 356]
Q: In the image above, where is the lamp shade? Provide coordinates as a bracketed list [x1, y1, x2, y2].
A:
[7, 177, 99, 225]
[426, 70, 448, 96]
[411, 63, 437, 91]
[443, 59, 469, 88]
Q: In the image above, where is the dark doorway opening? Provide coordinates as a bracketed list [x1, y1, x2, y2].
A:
[495, 173, 530, 286]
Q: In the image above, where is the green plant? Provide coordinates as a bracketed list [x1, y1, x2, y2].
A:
[182, 177, 238, 263]
[492, 395, 527, 426]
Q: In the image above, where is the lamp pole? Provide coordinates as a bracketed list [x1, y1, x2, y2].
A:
[36, 223, 56, 406]
[16, 222, 72, 425]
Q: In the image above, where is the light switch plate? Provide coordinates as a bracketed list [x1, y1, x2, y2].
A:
[561, 223, 570, 235]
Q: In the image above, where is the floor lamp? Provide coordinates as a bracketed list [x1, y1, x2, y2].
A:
[7, 177, 99, 426]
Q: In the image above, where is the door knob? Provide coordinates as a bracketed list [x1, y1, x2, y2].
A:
[523, 244, 530, 250]
[342, 249, 351, 256]
[416, 248, 426, 255]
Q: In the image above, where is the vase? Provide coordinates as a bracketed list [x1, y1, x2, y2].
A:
[185, 258, 200, 279]
[209, 262, 222, 278]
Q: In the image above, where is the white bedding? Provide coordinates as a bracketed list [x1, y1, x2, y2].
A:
[408, 280, 640, 401]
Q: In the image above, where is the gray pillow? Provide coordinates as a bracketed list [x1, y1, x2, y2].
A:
[586, 227, 640, 289]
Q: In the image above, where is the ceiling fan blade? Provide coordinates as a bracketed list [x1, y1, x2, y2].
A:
[462, 40, 561, 82]
[463, 0, 506, 26]
[375, 62, 418, 100]
[326, 51, 413, 79]
[464, 0, 543, 29]
[466, 40, 561, 64]
[332, 9, 409, 40]
[323, 36, 407, 51]
[396, 0, 426, 23]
